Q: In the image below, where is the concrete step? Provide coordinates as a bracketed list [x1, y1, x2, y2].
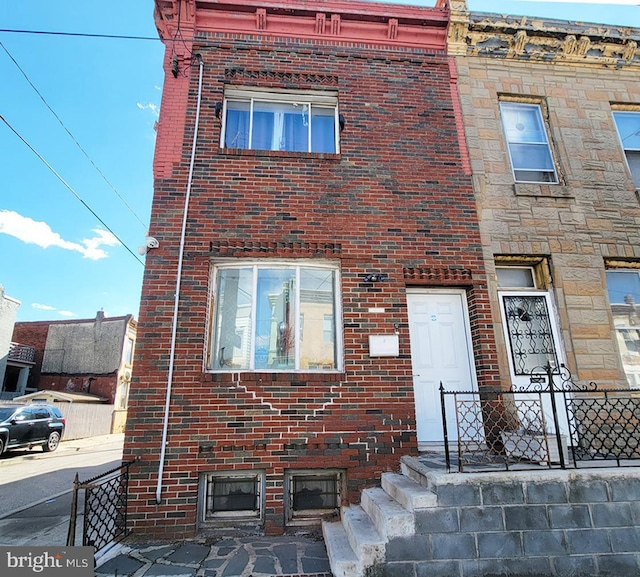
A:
[400, 455, 439, 492]
[361, 486, 415, 539]
[342, 505, 386, 567]
[381, 472, 438, 511]
[322, 519, 360, 577]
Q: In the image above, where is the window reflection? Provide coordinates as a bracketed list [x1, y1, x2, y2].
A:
[212, 265, 339, 371]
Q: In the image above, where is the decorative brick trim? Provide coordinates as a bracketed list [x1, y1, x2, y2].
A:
[404, 267, 474, 284]
[210, 240, 342, 256]
[224, 68, 339, 86]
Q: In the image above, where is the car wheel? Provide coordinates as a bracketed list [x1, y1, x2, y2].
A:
[0, 437, 4, 455]
[43, 431, 61, 452]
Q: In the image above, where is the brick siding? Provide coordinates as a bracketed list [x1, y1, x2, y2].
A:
[124, 9, 499, 538]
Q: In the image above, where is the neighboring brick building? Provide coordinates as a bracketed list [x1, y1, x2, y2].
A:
[124, 0, 499, 538]
[12, 312, 137, 409]
[446, 0, 640, 392]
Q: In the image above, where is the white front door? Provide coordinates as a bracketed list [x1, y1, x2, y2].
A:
[407, 289, 478, 448]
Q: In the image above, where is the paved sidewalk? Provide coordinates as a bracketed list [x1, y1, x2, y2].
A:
[96, 535, 333, 577]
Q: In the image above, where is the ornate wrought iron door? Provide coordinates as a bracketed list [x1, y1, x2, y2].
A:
[502, 294, 559, 375]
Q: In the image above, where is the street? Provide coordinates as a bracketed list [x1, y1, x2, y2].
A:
[0, 433, 124, 546]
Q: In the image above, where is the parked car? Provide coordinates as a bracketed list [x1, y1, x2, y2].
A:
[0, 403, 66, 455]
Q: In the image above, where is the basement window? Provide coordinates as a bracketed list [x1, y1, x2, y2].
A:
[202, 472, 263, 521]
[221, 87, 339, 153]
[286, 470, 343, 524]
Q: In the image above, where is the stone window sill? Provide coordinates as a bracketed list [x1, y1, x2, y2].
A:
[514, 183, 573, 198]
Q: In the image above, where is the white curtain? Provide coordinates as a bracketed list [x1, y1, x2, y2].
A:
[271, 111, 285, 150]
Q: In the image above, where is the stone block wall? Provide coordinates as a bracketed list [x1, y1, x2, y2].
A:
[452, 17, 640, 389]
[380, 470, 640, 576]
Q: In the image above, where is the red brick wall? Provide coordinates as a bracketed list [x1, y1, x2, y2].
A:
[36, 374, 117, 403]
[12, 322, 49, 392]
[124, 30, 499, 538]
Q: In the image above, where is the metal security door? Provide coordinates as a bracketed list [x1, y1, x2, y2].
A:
[499, 291, 569, 435]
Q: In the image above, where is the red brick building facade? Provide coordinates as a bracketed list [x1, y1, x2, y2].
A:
[124, 0, 499, 538]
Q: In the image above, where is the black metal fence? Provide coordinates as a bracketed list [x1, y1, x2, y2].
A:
[440, 364, 640, 472]
[67, 460, 136, 555]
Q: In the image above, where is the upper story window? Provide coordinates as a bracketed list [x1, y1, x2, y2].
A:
[613, 110, 640, 188]
[209, 261, 341, 372]
[124, 337, 134, 366]
[221, 87, 339, 153]
[499, 101, 558, 184]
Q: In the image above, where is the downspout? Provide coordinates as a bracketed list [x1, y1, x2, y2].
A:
[156, 53, 204, 504]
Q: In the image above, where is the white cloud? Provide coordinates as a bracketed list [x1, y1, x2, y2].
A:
[137, 102, 159, 116]
[31, 303, 76, 317]
[0, 210, 120, 260]
[32, 303, 56, 311]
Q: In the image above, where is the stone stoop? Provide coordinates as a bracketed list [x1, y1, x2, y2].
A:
[322, 470, 438, 577]
[324, 456, 640, 577]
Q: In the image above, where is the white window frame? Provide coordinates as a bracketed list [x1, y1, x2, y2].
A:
[499, 101, 558, 184]
[220, 86, 340, 153]
[208, 260, 343, 372]
[612, 110, 640, 189]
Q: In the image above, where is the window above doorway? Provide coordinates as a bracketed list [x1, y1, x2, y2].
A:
[496, 267, 536, 289]
[220, 87, 340, 154]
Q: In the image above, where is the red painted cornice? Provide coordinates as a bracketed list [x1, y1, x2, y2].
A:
[154, 0, 449, 50]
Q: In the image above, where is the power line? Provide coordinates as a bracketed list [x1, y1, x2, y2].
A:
[0, 114, 145, 267]
[0, 29, 161, 42]
[0, 40, 149, 231]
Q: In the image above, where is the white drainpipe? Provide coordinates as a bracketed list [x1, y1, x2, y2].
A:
[156, 53, 204, 504]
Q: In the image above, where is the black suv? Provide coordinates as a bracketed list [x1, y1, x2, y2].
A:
[0, 404, 66, 455]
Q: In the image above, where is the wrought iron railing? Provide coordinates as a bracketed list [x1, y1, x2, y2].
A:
[440, 364, 640, 472]
[67, 460, 137, 555]
[8, 342, 35, 364]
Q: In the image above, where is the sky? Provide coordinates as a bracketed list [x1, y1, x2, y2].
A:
[1, 1, 638, 324]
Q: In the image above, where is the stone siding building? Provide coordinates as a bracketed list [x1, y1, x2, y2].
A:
[447, 0, 640, 392]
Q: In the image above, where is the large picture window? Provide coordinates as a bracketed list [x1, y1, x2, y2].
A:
[221, 88, 339, 153]
[612, 110, 640, 188]
[500, 101, 558, 184]
[210, 262, 341, 371]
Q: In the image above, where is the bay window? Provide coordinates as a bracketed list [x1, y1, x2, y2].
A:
[209, 262, 341, 371]
[221, 87, 339, 153]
